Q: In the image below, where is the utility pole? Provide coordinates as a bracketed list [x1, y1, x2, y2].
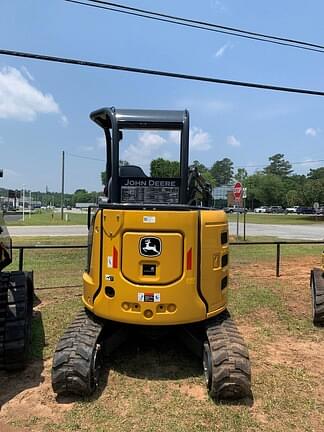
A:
[61, 150, 65, 220]
[22, 185, 25, 222]
[29, 190, 32, 218]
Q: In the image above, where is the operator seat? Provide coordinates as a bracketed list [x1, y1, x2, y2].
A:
[119, 165, 147, 177]
[105, 165, 147, 200]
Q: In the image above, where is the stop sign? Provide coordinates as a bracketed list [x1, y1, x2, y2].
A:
[233, 182, 243, 200]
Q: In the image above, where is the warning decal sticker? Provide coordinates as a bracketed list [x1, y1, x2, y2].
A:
[138, 293, 160, 302]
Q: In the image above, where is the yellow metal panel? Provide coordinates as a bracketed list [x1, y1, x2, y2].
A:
[122, 232, 183, 284]
[83, 209, 208, 325]
[200, 210, 229, 313]
[82, 208, 230, 325]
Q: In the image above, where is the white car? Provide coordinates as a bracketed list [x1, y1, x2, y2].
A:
[285, 206, 298, 214]
[254, 206, 268, 213]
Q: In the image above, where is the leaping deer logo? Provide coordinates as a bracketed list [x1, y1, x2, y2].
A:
[140, 237, 161, 256]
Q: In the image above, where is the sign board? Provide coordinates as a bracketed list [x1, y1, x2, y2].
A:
[243, 187, 247, 199]
[233, 182, 243, 201]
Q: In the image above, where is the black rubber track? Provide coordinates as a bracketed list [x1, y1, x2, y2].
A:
[0, 272, 9, 369]
[0, 271, 33, 370]
[52, 308, 104, 396]
[310, 268, 324, 327]
[205, 311, 251, 400]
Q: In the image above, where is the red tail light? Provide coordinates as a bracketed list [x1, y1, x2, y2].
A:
[113, 246, 118, 268]
[187, 248, 192, 270]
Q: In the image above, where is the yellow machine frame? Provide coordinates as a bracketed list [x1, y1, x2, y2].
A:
[83, 208, 229, 325]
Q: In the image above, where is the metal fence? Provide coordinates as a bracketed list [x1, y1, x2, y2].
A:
[9, 240, 324, 290]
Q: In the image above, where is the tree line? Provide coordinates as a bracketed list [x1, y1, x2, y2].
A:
[98, 154, 324, 208]
[5, 153, 319, 209]
[147, 154, 324, 208]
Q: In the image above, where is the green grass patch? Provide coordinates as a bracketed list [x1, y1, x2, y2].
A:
[228, 213, 324, 225]
[230, 240, 323, 263]
[5, 210, 87, 226]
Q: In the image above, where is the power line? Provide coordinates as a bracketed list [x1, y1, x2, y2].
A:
[1, 48, 324, 97]
[65, 0, 324, 54]
[67, 152, 105, 162]
[235, 159, 324, 169]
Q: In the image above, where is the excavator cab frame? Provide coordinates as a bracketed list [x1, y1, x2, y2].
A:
[90, 107, 189, 206]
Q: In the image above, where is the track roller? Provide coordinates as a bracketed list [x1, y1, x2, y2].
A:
[203, 311, 251, 400]
[0, 271, 34, 371]
[310, 268, 324, 326]
[52, 308, 104, 396]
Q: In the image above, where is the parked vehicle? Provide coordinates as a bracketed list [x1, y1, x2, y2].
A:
[285, 206, 299, 214]
[254, 206, 269, 213]
[296, 206, 316, 214]
[224, 206, 247, 214]
[268, 206, 284, 213]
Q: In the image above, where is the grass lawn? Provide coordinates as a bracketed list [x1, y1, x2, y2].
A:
[0, 238, 323, 432]
[5, 211, 87, 226]
[228, 212, 324, 225]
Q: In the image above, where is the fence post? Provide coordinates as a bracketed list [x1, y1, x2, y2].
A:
[18, 247, 24, 272]
[276, 243, 281, 277]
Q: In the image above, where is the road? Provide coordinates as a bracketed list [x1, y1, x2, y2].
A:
[7, 223, 324, 240]
[8, 225, 87, 237]
[229, 222, 324, 240]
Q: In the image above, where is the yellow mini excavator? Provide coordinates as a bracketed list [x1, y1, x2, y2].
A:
[51, 108, 251, 400]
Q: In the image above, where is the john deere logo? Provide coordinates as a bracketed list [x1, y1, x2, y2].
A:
[140, 237, 161, 257]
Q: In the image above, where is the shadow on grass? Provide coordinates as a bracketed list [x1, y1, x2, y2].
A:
[108, 330, 203, 381]
[0, 300, 45, 409]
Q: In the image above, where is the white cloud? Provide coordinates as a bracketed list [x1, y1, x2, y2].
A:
[227, 135, 240, 147]
[139, 131, 166, 148]
[169, 127, 211, 151]
[305, 127, 317, 137]
[0, 66, 66, 123]
[122, 132, 166, 168]
[214, 43, 229, 58]
[190, 127, 211, 150]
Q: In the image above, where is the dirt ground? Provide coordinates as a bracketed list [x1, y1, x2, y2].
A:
[0, 258, 323, 431]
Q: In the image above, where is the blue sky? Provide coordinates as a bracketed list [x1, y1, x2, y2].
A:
[0, 0, 324, 193]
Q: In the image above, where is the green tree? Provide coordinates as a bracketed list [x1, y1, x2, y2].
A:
[210, 158, 234, 186]
[251, 173, 285, 206]
[190, 160, 216, 187]
[190, 160, 208, 173]
[264, 153, 293, 177]
[73, 189, 93, 205]
[285, 189, 301, 206]
[307, 167, 324, 180]
[235, 168, 248, 183]
[150, 158, 180, 177]
[302, 178, 324, 205]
